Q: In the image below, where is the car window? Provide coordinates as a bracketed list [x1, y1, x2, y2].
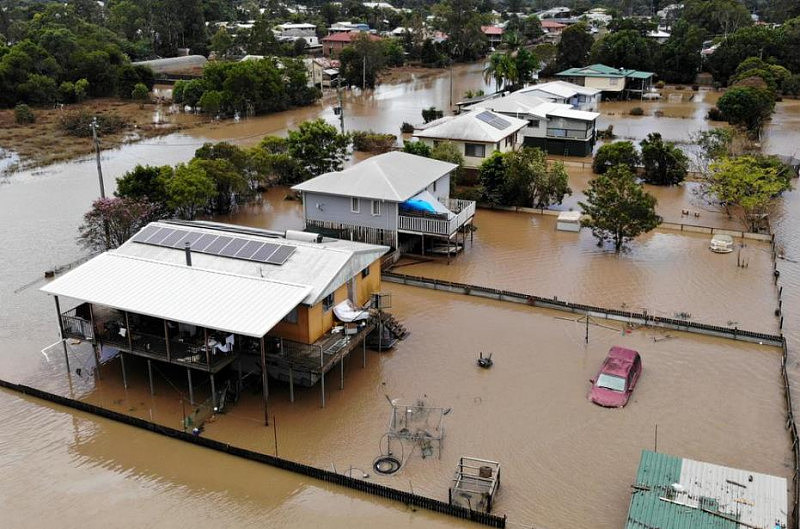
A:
[596, 374, 626, 392]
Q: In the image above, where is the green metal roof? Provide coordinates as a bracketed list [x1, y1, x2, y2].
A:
[556, 64, 654, 79]
[625, 451, 736, 529]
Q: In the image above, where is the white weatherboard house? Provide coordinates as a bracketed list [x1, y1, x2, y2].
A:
[413, 109, 527, 169]
[467, 91, 600, 157]
[292, 151, 476, 254]
[518, 80, 602, 112]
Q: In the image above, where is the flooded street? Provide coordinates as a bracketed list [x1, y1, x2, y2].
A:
[1, 66, 800, 528]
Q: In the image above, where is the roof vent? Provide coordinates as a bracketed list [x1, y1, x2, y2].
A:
[285, 229, 323, 243]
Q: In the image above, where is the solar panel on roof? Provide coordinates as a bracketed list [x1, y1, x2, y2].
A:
[475, 110, 511, 130]
[172, 231, 203, 248]
[236, 240, 263, 259]
[204, 236, 234, 254]
[133, 225, 160, 243]
[192, 233, 218, 252]
[147, 227, 175, 244]
[219, 238, 246, 257]
[161, 229, 188, 247]
[251, 243, 279, 262]
[265, 245, 296, 265]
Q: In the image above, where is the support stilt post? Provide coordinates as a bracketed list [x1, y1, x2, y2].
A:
[187, 368, 194, 404]
[289, 365, 294, 403]
[260, 337, 269, 426]
[120, 352, 128, 389]
[88, 303, 101, 379]
[53, 296, 71, 374]
[210, 373, 216, 410]
[362, 335, 366, 368]
[321, 370, 326, 408]
[147, 359, 154, 395]
[164, 320, 171, 362]
[340, 357, 344, 390]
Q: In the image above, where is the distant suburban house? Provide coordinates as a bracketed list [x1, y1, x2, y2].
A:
[518, 80, 602, 111]
[481, 25, 504, 47]
[541, 19, 567, 36]
[274, 22, 321, 52]
[626, 450, 786, 529]
[556, 63, 655, 98]
[413, 109, 527, 169]
[466, 91, 599, 156]
[329, 21, 371, 33]
[292, 152, 476, 254]
[322, 31, 381, 57]
[645, 28, 671, 44]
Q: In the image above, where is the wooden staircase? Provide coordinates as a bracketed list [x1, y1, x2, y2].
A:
[379, 312, 409, 340]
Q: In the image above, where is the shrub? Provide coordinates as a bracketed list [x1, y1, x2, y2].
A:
[707, 107, 725, 121]
[400, 121, 414, 133]
[674, 85, 685, 90]
[14, 104, 35, 124]
[629, 107, 644, 116]
[422, 107, 443, 123]
[74, 79, 89, 102]
[655, 80, 665, 89]
[59, 110, 126, 137]
[59, 81, 76, 103]
[592, 141, 640, 174]
[352, 130, 397, 153]
[402, 140, 432, 157]
[691, 84, 699, 91]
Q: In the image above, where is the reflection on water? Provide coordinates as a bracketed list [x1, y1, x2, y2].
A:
[0, 67, 798, 529]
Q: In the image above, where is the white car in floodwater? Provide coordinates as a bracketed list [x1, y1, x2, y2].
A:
[709, 234, 734, 253]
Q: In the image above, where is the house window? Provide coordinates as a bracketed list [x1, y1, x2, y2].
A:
[464, 143, 485, 158]
[323, 293, 335, 312]
[351, 197, 360, 213]
[432, 180, 437, 192]
[371, 200, 381, 216]
[505, 135, 513, 147]
[528, 119, 540, 128]
[282, 307, 298, 324]
[362, 266, 370, 278]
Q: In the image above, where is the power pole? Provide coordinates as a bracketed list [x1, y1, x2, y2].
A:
[336, 77, 345, 134]
[90, 117, 106, 199]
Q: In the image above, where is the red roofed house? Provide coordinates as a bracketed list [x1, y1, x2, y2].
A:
[481, 25, 504, 47]
[541, 19, 567, 36]
[322, 31, 382, 57]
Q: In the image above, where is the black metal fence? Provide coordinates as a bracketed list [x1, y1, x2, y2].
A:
[0, 379, 506, 528]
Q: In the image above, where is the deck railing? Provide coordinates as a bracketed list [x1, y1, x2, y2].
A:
[398, 199, 476, 236]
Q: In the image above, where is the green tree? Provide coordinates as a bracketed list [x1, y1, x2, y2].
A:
[287, 119, 351, 181]
[554, 22, 593, 71]
[639, 133, 688, 185]
[708, 156, 791, 231]
[715, 85, 775, 137]
[657, 21, 706, 84]
[78, 197, 162, 251]
[590, 29, 657, 72]
[339, 34, 388, 89]
[592, 141, 641, 174]
[115, 164, 171, 206]
[403, 140, 432, 157]
[706, 26, 779, 85]
[483, 52, 517, 91]
[682, 0, 752, 35]
[164, 162, 216, 220]
[433, 0, 488, 60]
[74, 78, 89, 102]
[210, 26, 233, 58]
[579, 165, 660, 252]
[478, 151, 506, 207]
[131, 82, 149, 108]
[431, 141, 465, 183]
[198, 90, 223, 116]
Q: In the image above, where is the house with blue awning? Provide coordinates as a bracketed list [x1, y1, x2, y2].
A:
[292, 151, 476, 256]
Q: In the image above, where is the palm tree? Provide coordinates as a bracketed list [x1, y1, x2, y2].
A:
[483, 52, 517, 92]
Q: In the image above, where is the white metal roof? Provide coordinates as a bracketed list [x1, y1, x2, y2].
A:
[110, 221, 388, 306]
[413, 109, 527, 143]
[547, 106, 600, 121]
[519, 80, 601, 99]
[41, 253, 311, 338]
[676, 456, 787, 529]
[469, 93, 599, 122]
[292, 151, 456, 202]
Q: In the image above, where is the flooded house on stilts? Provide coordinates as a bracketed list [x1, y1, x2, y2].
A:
[292, 151, 477, 259]
[41, 220, 397, 423]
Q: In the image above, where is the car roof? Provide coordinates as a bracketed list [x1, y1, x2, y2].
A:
[601, 346, 640, 376]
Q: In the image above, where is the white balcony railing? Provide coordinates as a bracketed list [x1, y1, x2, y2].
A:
[398, 199, 476, 236]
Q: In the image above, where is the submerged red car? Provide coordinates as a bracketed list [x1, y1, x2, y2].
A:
[589, 346, 642, 408]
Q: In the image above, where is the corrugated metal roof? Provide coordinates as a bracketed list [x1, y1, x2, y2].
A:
[626, 450, 787, 529]
[132, 55, 208, 74]
[113, 221, 388, 306]
[557, 64, 654, 80]
[413, 109, 527, 143]
[519, 80, 601, 98]
[468, 93, 599, 122]
[41, 253, 311, 338]
[292, 152, 457, 202]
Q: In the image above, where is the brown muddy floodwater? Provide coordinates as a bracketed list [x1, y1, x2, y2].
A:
[1, 66, 800, 529]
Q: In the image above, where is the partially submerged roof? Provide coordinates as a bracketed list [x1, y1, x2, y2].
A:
[292, 151, 456, 202]
[41, 252, 311, 338]
[132, 55, 208, 74]
[43, 221, 389, 320]
[413, 109, 527, 143]
[627, 450, 787, 529]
